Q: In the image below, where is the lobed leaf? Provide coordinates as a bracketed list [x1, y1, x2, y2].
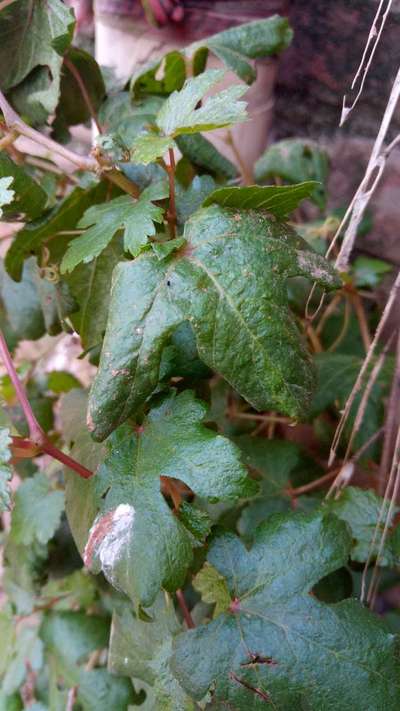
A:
[0, 428, 13, 514]
[10, 473, 64, 546]
[88, 205, 339, 440]
[172, 510, 400, 709]
[83, 389, 256, 606]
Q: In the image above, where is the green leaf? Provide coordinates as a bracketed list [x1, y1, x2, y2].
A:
[172, 510, 400, 709]
[176, 134, 238, 179]
[193, 562, 231, 617]
[89, 205, 339, 440]
[327, 486, 399, 566]
[98, 93, 162, 150]
[0, 154, 47, 220]
[5, 183, 107, 282]
[203, 182, 318, 217]
[41, 611, 135, 710]
[46, 371, 81, 394]
[156, 69, 247, 137]
[187, 16, 293, 84]
[255, 139, 330, 208]
[83, 389, 256, 606]
[0, 428, 12, 514]
[352, 255, 392, 288]
[10, 473, 64, 546]
[311, 352, 389, 455]
[53, 47, 106, 138]
[66, 240, 125, 351]
[176, 175, 216, 224]
[130, 134, 176, 164]
[61, 182, 168, 271]
[151, 237, 186, 260]
[0, 0, 75, 122]
[2, 625, 43, 695]
[109, 594, 194, 710]
[40, 570, 97, 611]
[0, 177, 15, 219]
[131, 50, 186, 98]
[236, 436, 316, 538]
[0, 258, 47, 341]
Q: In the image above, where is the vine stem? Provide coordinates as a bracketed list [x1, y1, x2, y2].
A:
[176, 589, 195, 629]
[0, 89, 140, 197]
[0, 330, 93, 479]
[167, 147, 177, 238]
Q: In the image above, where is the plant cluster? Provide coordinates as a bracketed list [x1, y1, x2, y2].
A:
[0, 3, 399, 709]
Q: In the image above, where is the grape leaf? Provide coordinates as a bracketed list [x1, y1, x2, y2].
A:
[61, 182, 168, 272]
[326, 486, 400, 567]
[203, 182, 318, 217]
[0, 177, 14, 218]
[130, 69, 247, 163]
[0, 428, 13, 514]
[83, 389, 256, 606]
[53, 47, 105, 139]
[0, 0, 75, 122]
[66, 240, 125, 351]
[131, 50, 186, 98]
[187, 16, 293, 84]
[40, 611, 134, 710]
[109, 594, 194, 710]
[5, 183, 107, 281]
[192, 562, 231, 618]
[176, 134, 238, 179]
[0, 154, 47, 220]
[2, 624, 43, 695]
[0, 258, 49, 341]
[255, 139, 330, 208]
[10, 473, 64, 546]
[88, 205, 339, 441]
[171, 510, 400, 709]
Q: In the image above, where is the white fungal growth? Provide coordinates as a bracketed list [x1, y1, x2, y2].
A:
[84, 504, 135, 585]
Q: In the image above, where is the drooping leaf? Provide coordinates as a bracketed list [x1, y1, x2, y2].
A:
[0, 154, 47, 220]
[176, 175, 216, 224]
[5, 184, 107, 282]
[109, 594, 194, 710]
[10, 473, 64, 546]
[176, 134, 238, 179]
[255, 138, 330, 208]
[0, 428, 13, 514]
[326, 486, 400, 566]
[203, 182, 318, 217]
[66, 240, 125, 350]
[0, 177, 14, 218]
[61, 181, 168, 272]
[171, 510, 400, 709]
[0, 0, 75, 122]
[131, 50, 186, 98]
[88, 205, 339, 440]
[53, 47, 106, 139]
[187, 16, 293, 84]
[83, 389, 256, 606]
[40, 612, 135, 711]
[0, 258, 47, 341]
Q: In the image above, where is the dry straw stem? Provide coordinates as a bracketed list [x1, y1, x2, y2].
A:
[330, 66, 400, 272]
[379, 328, 400, 494]
[340, 0, 394, 126]
[328, 271, 400, 468]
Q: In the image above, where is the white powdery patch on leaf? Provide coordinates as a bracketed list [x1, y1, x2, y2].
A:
[83, 504, 135, 586]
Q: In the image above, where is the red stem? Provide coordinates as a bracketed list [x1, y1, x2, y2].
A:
[176, 589, 195, 629]
[0, 330, 43, 444]
[0, 330, 94, 479]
